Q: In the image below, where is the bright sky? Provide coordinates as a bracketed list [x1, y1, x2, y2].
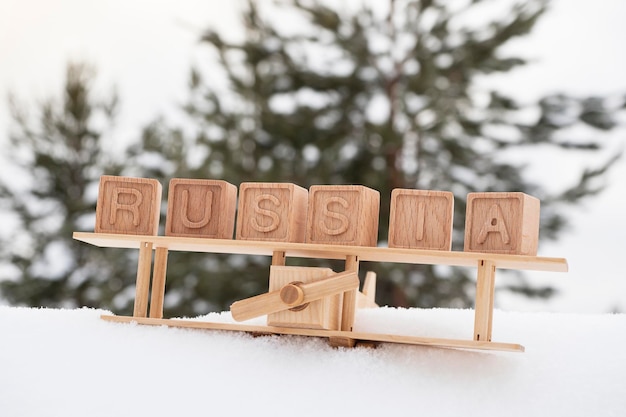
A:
[0, 0, 624, 313]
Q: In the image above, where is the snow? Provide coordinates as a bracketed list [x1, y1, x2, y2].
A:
[1, 306, 624, 416]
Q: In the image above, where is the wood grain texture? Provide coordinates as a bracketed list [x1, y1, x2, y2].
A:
[341, 255, 359, 332]
[464, 192, 540, 255]
[149, 247, 168, 319]
[267, 267, 355, 330]
[95, 176, 162, 235]
[231, 268, 358, 327]
[236, 182, 308, 242]
[357, 271, 378, 308]
[133, 241, 153, 318]
[306, 185, 380, 247]
[101, 315, 525, 353]
[73, 232, 568, 272]
[388, 189, 454, 250]
[474, 260, 496, 342]
[230, 290, 285, 322]
[165, 178, 237, 239]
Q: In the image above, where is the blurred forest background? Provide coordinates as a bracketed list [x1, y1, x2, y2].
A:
[0, 0, 624, 317]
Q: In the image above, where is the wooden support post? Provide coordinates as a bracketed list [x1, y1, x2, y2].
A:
[149, 247, 169, 319]
[473, 259, 496, 342]
[271, 250, 286, 266]
[133, 241, 153, 318]
[341, 255, 359, 332]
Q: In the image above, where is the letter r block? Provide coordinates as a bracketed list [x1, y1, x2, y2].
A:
[306, 185, 380, 247]
[236, 183, 308, 242]
[388, 189, 454, 250]
[165, 178, 237, 239]
[95, 175, 162, 235]
[464, 192, 540, 255]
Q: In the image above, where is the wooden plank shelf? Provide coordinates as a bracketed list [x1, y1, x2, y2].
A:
[73, 232, 568, 272]
[100, 315, 525, 353]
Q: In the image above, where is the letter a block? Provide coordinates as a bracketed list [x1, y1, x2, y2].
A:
[236, 183, 308, 242]
[388, 189, 454, 250]
[306, 185, 380, 247]
[165, 178, 237, 239]
[464, 192, 540, 255]
[95, 175, 162, 235]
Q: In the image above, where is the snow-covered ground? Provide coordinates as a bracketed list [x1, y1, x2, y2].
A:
[1, 306, 624, 416]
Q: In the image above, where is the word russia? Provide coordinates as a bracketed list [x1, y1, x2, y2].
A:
[95, 175, 540, 256]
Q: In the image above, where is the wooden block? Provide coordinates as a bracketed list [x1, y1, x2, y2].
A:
[236, 183, 308, 242]
[231, 270, 358, 322]
[95, 176, 162, 235]
[306, 185, 380, 246]
[464, 192, 540, 255]
[267, 266, 342, 330]
[165, 178, 237, 239]
[388, 189, 454, 250]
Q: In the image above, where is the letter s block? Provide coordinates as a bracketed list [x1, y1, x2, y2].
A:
[95, 175, 162, 235]
[306, 185, 380, 246]
[165, 178, 237, 239]
[388, 189, 454, 250]
[464, 192, 540, 255]
[236, 183, 308, 242]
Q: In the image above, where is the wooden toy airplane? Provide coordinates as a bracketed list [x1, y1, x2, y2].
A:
[73, 176, 568, 353]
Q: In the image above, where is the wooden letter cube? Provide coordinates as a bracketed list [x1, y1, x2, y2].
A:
[388, 189, 454, 250]
[95, 175, 162, 235]
[306, 185, 380, 246]
[236, 183, 308, 242]
[165, 178, 237, 239]
[267, 266, 341, 330]
[464, 192, 540, 255]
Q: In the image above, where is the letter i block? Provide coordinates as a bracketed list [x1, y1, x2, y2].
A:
[388, 189, 454, 250]
[464, 192, 540, 255]
[236, 183, 308, 242]
[306, 185, 380, 247]
[95, 175, 162, 235]
[165, 178, 237, 239]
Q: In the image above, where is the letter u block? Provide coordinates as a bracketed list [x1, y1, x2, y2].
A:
[95, 175, 162, 235]
[388, 189, 454, 250]
[306, 185, 380, 246]
[464, 192, 540, 255]
[165, 178, 237, 239]
[236, 182, 308, 242]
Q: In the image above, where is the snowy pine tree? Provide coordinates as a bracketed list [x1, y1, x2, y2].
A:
[0, 63, 138, 313]
[129, 0, 622, 312]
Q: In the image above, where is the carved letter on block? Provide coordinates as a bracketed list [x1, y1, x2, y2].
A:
[236, 183, 308, 242]
[267, 266, 341, 330]
[464, 192, 540, 255]
[95, 175, 162, 235]
[165, 178, 237, 239]
[306, 185, 380, 246]
[388, 189, 454, 250]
